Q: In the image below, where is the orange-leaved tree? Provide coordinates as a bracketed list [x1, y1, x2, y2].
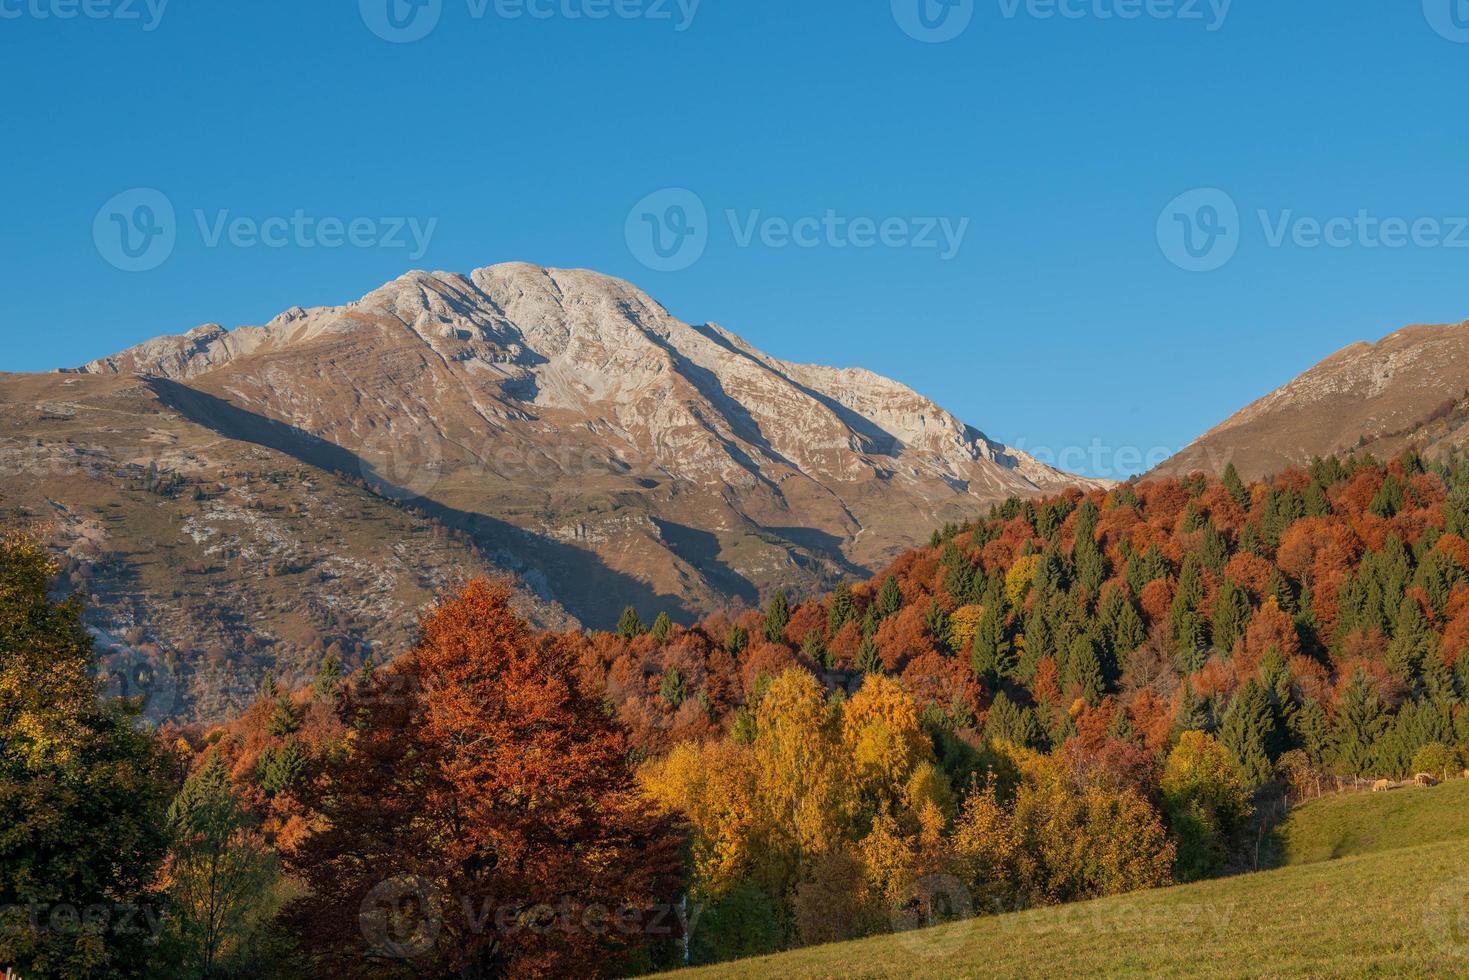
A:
[283, 579, 685, 979]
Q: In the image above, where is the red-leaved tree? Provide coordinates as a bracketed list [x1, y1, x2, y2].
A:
[283, 580, 685, 979]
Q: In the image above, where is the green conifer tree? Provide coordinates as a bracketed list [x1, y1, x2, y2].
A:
[616, 605, 645, 639]
[827, 582, 855, 635]
[1222, 462, 1250, 509]
[1332, 670, 1385, 777]
[1220, 679, 1277, 786]
[763, 590, 790, 643]
[876, 576, 903, 620]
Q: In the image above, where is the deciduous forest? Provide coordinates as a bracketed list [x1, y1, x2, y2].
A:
[8, 451, 1469, 976]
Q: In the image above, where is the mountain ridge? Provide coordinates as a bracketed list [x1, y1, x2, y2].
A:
[3, 263, 1107, 719]
[1155, 317, 1469, 481]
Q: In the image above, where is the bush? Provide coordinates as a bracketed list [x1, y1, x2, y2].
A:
[1161, 732, 1254, 881]
[1410, 742, 1460, 779]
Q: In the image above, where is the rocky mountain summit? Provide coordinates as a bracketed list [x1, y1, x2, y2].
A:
[4, 263, 1103, 718]
[71, 263, 1102, 623]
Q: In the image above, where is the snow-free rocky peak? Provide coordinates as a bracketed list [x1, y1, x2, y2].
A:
[71, 262, 1106, 625]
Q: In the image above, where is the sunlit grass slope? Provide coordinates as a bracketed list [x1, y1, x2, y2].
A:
[662, 782, 1469, 978]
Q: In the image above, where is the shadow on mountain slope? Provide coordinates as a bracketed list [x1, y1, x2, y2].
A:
[145, 377, 695, 628]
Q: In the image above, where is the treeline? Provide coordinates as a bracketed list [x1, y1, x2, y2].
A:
[9, 450, 1469, 976]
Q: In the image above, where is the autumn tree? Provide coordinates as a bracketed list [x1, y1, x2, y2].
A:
[283, 580, 685, 978]
[1160, 732, 1252, 881]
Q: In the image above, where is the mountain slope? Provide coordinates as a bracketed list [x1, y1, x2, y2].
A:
[1, 264, 1102, 719]
[1156, 319, 1469, 481]
[0, 371, 571, 722]
[60, 262, 1102, 626]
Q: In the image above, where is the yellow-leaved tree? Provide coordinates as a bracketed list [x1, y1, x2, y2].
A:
[842, 673, 934, 821]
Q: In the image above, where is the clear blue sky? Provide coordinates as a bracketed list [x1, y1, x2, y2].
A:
[4, 1, 1467, 477]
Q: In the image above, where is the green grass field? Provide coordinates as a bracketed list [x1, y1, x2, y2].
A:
[1273, 778, 1469, 866]
[660, 781, 1469, 978]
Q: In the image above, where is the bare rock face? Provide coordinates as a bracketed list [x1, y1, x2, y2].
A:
[1155, 319, 1469, 481]
[63, 262, 1103, 628]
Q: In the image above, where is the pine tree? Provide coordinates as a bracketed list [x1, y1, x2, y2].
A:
[1073, 498, 1100, 541]
[764, 590, 790, 643]
[313, 649, 343, 699]
[1386, 595, 1437, 684]
[266, 694, 302, 738]
[856, 636, 881, 674]
[1370, 475, 1405, 518]
[1265, 568, 1297, 615]
[1100, 586, 1145, 660]
[1066, 636, 1105, 705]
[1220, 679, 1277, 786]
[971, 602, 1012, 685]
[1303, 481, 1332, 517]
[915, 600, 940, 643]
[651, 611, 673, 641]
[1290, 698, 1332, 770]
[258, 737, 307, 797]
[1172, 553, 1209, 660]
[876, 575, 903, 620]
[1332, 670, 1385, 777]
[1175, 681, 1213, 734]
[827, 582, 855, 635]
[801, 628, 831, 670]
[1073, 539, 1106, 598]
[1124, 543, 1169, 595]
[660, 666, 686, 708]
[1259, 646, 1298, 736]
[616, 605, 645, 639]
[1199, 521, 1230, 574]
[1211, 578, 1253, 653]
[983, 691, 1043, 748]
[725, 623, 749, 656]
[1223, 462, 1250, 509]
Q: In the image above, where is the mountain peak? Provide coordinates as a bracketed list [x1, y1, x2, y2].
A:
[66, 262, 1104, 622]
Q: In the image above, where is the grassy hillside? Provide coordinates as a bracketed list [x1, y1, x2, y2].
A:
[664, 783, 1469, 978]
[1274, 778, 1469, 866]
